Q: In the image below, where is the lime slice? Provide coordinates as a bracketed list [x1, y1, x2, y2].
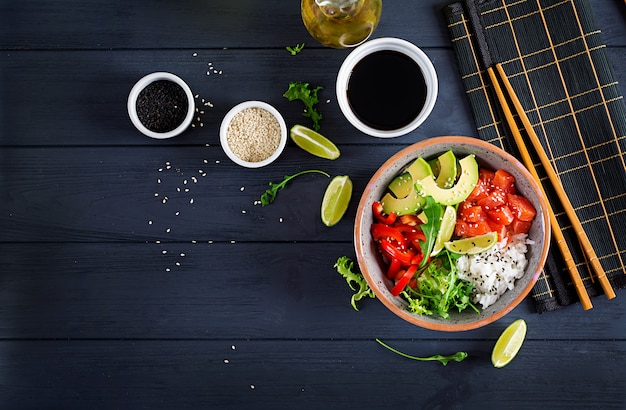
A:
[492, 319, 527, 368]
[321, 175, 352, 227]
[444, 231, 498, 255]
[290, 124, 340, 160]
[431, 205, 457, 256]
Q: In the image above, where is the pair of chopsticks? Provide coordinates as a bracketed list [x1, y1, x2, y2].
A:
[464, 1, 616, 310]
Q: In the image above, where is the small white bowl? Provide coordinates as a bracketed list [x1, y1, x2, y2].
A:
[127, 72, 195, 139]
[219, 101, 288, 168]
[336, 37, 438, 138]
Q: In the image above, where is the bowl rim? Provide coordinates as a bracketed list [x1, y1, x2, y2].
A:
[336, 37, 438, 138]
[127, 72, 195, 139]
[354, 136, 551, 331]
[219, 100, 288, 168]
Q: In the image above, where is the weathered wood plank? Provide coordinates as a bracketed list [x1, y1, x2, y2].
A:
[1, 242, 623, 340]
[0, 339, 624, 409]
[1, 0, 624, 50]
[0, 48, 478, 146]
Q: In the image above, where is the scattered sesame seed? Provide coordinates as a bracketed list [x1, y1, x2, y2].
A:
[155, 240, 161, 244]
[250, 385, 255, 390]
[224, 359, 230, 364]
[189, 198, 194, 204]
[148, 220, 152, 225]
[157, 178, 161, 184]
[203, 159, 208, 164]
[279, 217, 283, 223]
[162, 250, 167, 254]
[208, 240, 213, 244]
[176, 262, 181, 266]
[180, 253, 186, 257]
[242, 210, 247, 214]
[240, 187, 245, 191]
[192, 53, 198, 57]
[215, 160, 220, 164]
[158, 168, 163, 172]
[230, 240, 236, 244]
[231, 345, 236, 350]
[166, 228, 171, 233]
[175, 211, 180, 216]
[185, 188, 190, 192]
[154, 193, 159, 197]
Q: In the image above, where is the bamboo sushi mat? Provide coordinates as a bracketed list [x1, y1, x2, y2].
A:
[444, 0, 626, 312]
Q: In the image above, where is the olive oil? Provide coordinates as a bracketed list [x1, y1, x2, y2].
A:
[347, 50, 427, 131]
[301, 0, 382, 48]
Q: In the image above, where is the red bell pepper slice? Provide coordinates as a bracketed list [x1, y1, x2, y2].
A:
[386, 257, 402, 279]
[379, 238, 414, 266]
[371, 224, 406, 248]
[372, 201, 397, 225]
[391, 264, 419, 296]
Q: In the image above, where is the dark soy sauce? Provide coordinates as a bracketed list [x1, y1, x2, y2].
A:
[347, 50, 427, 131]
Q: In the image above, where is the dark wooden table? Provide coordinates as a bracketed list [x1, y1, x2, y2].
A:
[1, 1, 625, 408]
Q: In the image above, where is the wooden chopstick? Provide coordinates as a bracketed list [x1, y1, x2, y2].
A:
[494, 64, 615, 301]
[485, 65, 594, 310]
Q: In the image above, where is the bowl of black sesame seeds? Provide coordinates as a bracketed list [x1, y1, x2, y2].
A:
[219, 101, 288, 168]
[127, 72, 195, 139]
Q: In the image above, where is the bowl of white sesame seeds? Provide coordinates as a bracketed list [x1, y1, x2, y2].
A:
[219, 101, 288, 168]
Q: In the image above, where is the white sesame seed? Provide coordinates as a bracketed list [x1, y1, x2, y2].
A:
[156, 240, 161, 244]
[224, 359, 230, 364]
[175, 262, 181, 266]
[215, 160, 220, 164]
[175, 211, 180, 216]
[230, 240, 236, 244]
[240, 187, 245, 191]
[157, 178, 161, 184]
[185, 188, 190, 193]
[154, 193, 159, 197]
[203, 159, 208, 163]
[158, 168, 163, 172]
[279, 217, 283, 223]
[189, 198, 194, 204]
[148, 221, 152, 225]
[162, 250, 167, 254]
[180, 253, 186, 257]
[250, 385, 255, 390]
[242, 210, 247, 214]
[166, 228, 171, 233]
[192, 53, 197, 57]
[191, 240, 197, 244]
[231, 345, 236, 350]
[166, 268, 171, 272]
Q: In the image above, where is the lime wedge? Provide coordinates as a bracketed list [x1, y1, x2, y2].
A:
[492, 319, 527, 368]
[321, 175, 352, 227]
[444, 231, 498, 255]
[431, 205, 457, 256]
[290, 124, 340, 160]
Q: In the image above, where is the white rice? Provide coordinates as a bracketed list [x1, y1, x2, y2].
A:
[456, 234, 533, 309]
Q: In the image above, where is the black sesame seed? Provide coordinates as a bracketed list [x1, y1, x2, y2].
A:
[137, 80, 189, 133]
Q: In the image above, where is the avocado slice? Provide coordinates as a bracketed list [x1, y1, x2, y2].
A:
[381, 188, 424, 216]
[415, 154, 479, 205]
[387, 172, 414, 199]
[435, 150, 458, 189]
[405, 157, 433, 182]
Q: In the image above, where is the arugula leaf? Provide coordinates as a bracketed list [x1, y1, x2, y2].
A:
[375, 338, 468, 366]
[286, 43, 305, 55]
[334, 256, 375, 311]
[283, 82, 324, 131]
[418, 196, 442, 266]
[260, 169, 330, 206]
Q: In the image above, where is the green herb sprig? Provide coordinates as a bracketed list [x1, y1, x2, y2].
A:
[334, 256, 375, 311]
[286, 43, 305, 55]
[260, 169, 330, 206]
[283, 82, 324, 131]
[375, 338, 468, 366]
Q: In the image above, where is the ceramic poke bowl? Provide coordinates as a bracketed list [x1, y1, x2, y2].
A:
[354, 136, 551, 331]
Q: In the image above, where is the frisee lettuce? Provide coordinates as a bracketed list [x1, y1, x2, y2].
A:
[283, 82, 324, 131]
[334, 256, 375, 311]
[401, 249, 478, 319]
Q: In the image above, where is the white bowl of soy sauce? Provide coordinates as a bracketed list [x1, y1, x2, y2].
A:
[127, 72, 195, 139]
[336, 37, 438, 138]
